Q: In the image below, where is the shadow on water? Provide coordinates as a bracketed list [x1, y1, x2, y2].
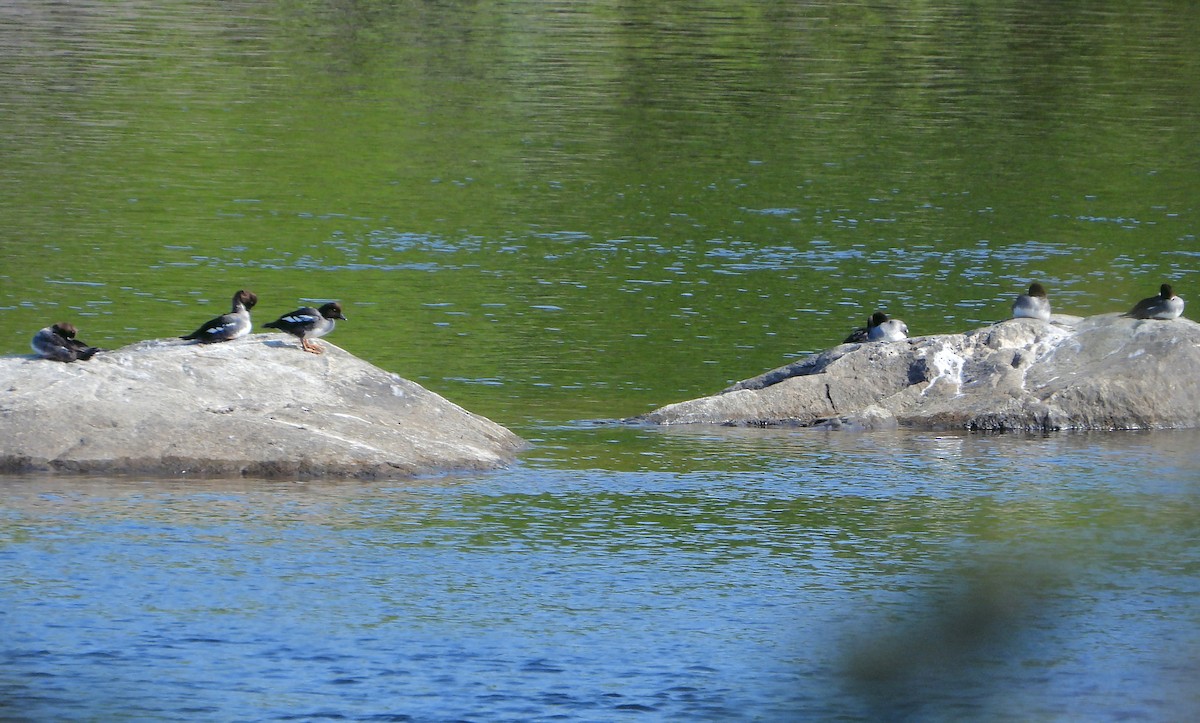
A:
[835, 549, 1200, 722]
[842, 554, 1067, 719]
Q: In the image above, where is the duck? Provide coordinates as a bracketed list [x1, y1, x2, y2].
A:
[1011, 282, 1051, 321]
[263, 301, 346, 354]
[32, 322, 103, 362]
[1124, 283, 1184, 320]
[844, 311, 885, 343]
[869, 312, 909, 342]
[844, 311, 908, 343]
[180, 289, 257, 343]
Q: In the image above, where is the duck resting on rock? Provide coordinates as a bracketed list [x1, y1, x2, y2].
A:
[32, 322, 103, 362]
[1011, 282, 1051, 321]
[1124, 283, 1184, 320]
[844, 311, 908, 343]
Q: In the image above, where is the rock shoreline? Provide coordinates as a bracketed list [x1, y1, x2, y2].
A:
[632, 314, 1200, 432]
[1, 335, 525, 478]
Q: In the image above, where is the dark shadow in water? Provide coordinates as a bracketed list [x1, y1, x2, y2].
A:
[837, 550, 1200, 721]
[841, 557, 1061, 719]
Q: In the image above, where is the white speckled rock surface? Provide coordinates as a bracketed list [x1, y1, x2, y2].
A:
[634, 314, 1200, 432]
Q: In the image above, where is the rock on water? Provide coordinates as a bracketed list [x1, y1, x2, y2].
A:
[632, 314, 1200, 432]
[1, 336, 524, 478]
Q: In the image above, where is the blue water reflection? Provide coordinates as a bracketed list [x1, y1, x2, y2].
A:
[4, 0, 1200, 719]
[5, 429, 1200, 720]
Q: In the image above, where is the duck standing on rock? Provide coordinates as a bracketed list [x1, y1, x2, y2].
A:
[1012, 282, 1051, 321]
[181, 289, 257, 343]
[32, 322, 103, 362]
[844, 311, 908, 343]
[264, 302, 346, 354]
[1124, 283, 1184, 320]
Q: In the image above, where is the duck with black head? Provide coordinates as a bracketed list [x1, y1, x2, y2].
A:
[844, 311, 908, 343]
[869, 312, 908, 342]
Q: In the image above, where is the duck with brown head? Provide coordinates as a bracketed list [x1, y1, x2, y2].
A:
[181, 289, 258, 343]
[32, 322, 103, 362]
[264, 301, 347, 354]
[1124, 283, 1184, 320]
[1012, 282, 1051, 321]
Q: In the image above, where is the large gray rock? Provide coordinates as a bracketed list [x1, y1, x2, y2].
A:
[633, 314, 1200, 432]
[1, 335, 524, 477]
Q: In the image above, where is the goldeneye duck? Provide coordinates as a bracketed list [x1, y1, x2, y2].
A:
[264, 301, 346, 354]
[868, 309, 902, 341]
[869, 312, 908, 342]
[1012, 282, 1051, 321]
[1124, 283, 1184, 320]
[181, 289, 257, 343]
[32, 322, 103, 362]
[844, 311, 888, 343]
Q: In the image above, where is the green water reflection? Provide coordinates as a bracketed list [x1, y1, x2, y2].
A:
[5, 6, 1200, 718]
[2, 1, 1198, 428]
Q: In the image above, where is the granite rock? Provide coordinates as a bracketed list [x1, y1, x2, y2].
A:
[1, 335, 524, 477]
[633, 314, 1200, 432]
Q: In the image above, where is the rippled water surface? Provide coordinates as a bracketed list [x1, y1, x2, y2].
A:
[6, 430, 1200, 720]
[3, 1, 1200, 720]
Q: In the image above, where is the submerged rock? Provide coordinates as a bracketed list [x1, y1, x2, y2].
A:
[633, 314, 1200, 432]
[0, 335, 524, 478]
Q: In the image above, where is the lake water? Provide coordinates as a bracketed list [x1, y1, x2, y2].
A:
[2, 1, 1200, 720]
